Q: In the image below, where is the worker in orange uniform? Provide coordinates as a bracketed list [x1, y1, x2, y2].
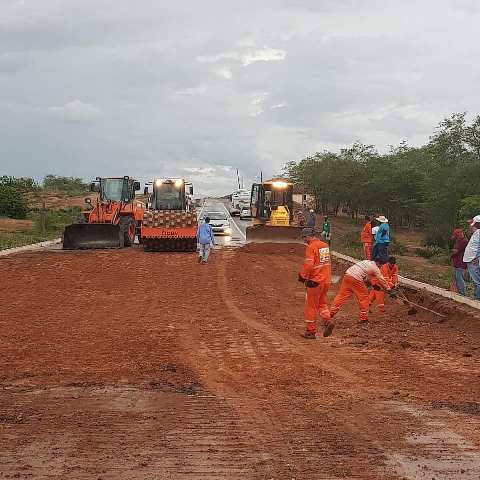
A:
[369, 256, 399, 313]
[298, 228, 332, 339]
[360, 215, 373, 260]
[325, 259, 390, 337]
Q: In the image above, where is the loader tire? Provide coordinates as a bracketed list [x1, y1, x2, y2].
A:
[120, 217, 136, 247]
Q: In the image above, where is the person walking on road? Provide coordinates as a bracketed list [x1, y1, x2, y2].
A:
[360, 215, 373, 260]
[463, 215, 480, 299]
[372, 215, 390, 263]
[307, 209, 316, 230]
[450, 228, 468, 295]
[321, 216, 331, 244]
[326, 259, 391, 336]
[369, 256, 399, 313]
[197, 216, 215, 264]
[298, 228, 332, 339]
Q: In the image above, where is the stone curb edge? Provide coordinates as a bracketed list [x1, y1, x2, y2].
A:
[332, 250, 480, 311]
[0, 238, 62, 257]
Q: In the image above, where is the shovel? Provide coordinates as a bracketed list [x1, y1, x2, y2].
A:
[393, 287, 446, 318]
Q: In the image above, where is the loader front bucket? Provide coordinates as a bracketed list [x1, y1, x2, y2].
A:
[63, 223, 122, 249]
[246, 225, 304, 243]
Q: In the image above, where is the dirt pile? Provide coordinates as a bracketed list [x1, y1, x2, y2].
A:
[0, 218, 34, 232]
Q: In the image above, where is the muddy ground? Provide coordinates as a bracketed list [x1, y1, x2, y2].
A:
[1, 244, 479, 479]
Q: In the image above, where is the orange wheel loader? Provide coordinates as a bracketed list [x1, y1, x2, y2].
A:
[141, 178, 197, 252]
[63, 176, 144, 249]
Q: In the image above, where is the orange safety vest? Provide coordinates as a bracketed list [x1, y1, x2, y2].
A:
[360, 222, 372, 243]
[380, 263, 398, 287]
[300, 237, 332, 283]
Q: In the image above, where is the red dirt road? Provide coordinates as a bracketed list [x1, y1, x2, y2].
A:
[1, 244, 479, 479]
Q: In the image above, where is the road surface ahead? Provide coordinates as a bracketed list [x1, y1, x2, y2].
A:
[198, 198, 247, 247]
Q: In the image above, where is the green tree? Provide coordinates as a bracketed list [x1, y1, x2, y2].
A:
[0, 185, 28, 219]
[0, 176, 38, 192]
[459, 195, 480, 222]
[43, 175, 88, 193]
[283, 112, 480, 247]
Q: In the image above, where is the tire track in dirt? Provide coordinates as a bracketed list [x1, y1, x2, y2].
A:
[187, 251, 398, 479]
[216, 250, 375, 388]
[212, 247, 480, 479]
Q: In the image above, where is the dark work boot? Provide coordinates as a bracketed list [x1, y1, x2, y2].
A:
[323, 321, 335, 337]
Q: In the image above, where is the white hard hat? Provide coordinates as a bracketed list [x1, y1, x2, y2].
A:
[309, 209, 314, 213]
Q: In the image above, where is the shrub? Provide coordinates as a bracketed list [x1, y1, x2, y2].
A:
[33, 207, 83, 233]
[430, 253, 450, 265]
[0, 185, 28, 219]
[415, 245, 445, 259]
[389, 238, 407, 255]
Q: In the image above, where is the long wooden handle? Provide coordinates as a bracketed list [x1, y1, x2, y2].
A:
[396, 288, 446, 317]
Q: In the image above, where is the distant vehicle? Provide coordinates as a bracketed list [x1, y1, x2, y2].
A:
[202, 211, 231, 235]
[230, 189, 250, 216]
[240, 206, 251, 219]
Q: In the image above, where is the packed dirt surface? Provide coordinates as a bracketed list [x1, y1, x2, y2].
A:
[26, 191, 95, 209]
[0, 218, 33, 232]
[1, 243, 479, 479]
[26, 192, 149, 210]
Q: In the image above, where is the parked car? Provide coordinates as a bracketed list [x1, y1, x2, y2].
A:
[202, 212, 231, 235]
[239, 206, 251, 219]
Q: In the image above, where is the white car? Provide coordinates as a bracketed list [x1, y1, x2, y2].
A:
[203, 212, 232, 235]
[239, 206, 251, 219]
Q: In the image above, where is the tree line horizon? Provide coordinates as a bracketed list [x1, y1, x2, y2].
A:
[283, 112, 480, 247]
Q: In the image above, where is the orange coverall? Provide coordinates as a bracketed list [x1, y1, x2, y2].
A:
[330, 260, 389, 322]
[369, 263, 398, 313]
[299, 237, 332, 335]
[360, 222, 373, 260]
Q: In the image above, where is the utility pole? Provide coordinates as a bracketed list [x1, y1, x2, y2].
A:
[260, 171, 263, 182]
[39, 201, 47, 236]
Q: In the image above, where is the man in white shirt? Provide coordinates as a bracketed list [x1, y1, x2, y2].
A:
[463, 215, 480, 300]
[324, 260, 390, 337]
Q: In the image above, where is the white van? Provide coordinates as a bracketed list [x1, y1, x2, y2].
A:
[230, 189, 250, 216]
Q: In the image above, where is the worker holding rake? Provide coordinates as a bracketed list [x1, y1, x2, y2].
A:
[298, 228, 332, 339]
[325, 259, 390, 336]
[369, 256, 399, 313]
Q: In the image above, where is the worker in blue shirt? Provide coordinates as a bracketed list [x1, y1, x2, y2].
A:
[197, 217, 215, 264]
[372, 215, 390, 264]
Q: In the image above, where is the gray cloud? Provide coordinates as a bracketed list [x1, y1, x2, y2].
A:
[1, 0, 480, 194]
[49, 100, 101, 124]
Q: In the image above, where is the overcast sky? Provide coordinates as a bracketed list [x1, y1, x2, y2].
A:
[1, 0, 480, 195]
